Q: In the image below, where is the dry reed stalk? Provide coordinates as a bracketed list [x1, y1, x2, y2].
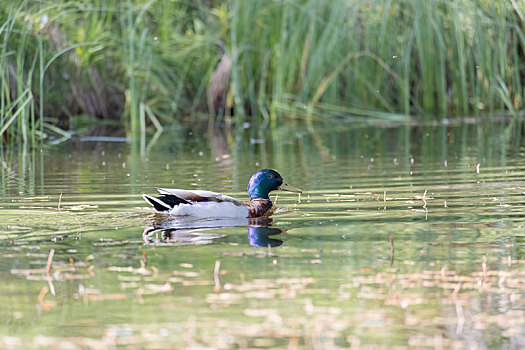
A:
[38, 286, 52, 311]
[57, 193, 63, 212]
[45, 248, 55, 276]
[390, 235, 394, 267]
[141, 251, 148, 269]
[69, 257, 77, 274]
[213, 260, 221, 292]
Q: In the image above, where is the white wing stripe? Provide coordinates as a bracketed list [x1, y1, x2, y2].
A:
[142, 194, 172, 210]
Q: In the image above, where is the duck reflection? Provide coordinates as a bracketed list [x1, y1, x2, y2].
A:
[143, 214, 284, 247]
[247, 226, 283, 247]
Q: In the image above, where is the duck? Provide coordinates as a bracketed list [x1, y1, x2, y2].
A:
[142, 169, 301, 218]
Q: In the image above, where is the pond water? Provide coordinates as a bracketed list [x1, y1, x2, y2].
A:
[1, 119, 524, 349]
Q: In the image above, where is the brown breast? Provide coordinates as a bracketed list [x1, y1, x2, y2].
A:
[243, 199, 274, 218]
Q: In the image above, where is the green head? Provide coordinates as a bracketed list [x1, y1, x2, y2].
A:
[247, 169, 302, 200]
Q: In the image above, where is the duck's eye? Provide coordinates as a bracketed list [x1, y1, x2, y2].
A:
[266, 174, 275, 179]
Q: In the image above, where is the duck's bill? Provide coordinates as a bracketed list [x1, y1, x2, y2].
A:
[278, 183, 302, 193]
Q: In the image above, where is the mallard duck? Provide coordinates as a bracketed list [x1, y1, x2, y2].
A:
[142, 169, 301, 218]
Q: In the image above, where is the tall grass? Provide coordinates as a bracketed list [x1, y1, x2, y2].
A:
[0, 0, 220, 146]
[0, 1, 86, 147]
[0, 0, 524, 146]
[229, 0, 525, 121]
[0, 4, 36, 147]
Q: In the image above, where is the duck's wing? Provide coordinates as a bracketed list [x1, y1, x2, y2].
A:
[156, 188, 244, 206]
[142, 193, 191, 212]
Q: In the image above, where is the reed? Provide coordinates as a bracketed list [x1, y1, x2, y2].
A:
[229, 0, 525, 121]
[0, 3, 36, 147]
[0, 0, 524, 145]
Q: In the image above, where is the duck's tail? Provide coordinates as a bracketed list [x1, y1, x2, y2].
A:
[142, 194, 191, 212]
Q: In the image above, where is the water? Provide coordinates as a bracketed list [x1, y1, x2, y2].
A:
[1, 120, 524, 348]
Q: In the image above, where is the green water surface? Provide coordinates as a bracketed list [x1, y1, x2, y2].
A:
[1, 120, 524, 349]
